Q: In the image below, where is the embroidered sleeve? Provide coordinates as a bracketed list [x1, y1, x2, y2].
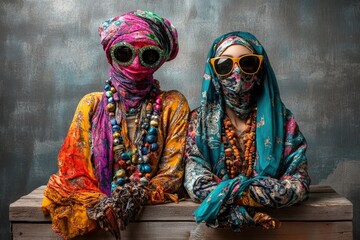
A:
[246, 109, 311, 208]
[183, 109, 220, 203]
[42, 92, 106, 239]
[147, 91, 190, 204]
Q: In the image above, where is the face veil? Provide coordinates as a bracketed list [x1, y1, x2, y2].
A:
[93, 10, 179, 196]
[215, 36, 262, 119]
[195, 31, 285, 180]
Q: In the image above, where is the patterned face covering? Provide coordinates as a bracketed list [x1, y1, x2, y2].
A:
[194, 31, 290, 230]
[92, 10, 179, 196]
[216, 36, 261, 119]
[219, 65, 260, 119]
[98, 10, 179, 110]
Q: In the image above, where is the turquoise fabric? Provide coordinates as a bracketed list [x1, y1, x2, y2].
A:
[194, 31, 286, 224]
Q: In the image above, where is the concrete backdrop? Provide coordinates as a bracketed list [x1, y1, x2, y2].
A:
[1, 0, 359, 239]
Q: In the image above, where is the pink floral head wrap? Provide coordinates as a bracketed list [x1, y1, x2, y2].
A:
[91, 11, 179, 196]
[98, 10, 179, 65]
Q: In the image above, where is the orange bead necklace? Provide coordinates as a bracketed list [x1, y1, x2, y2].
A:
[223, 108, 257, 178]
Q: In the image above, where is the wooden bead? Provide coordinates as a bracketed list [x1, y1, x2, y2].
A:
[146, 103, 153, 112]
[113, 132, 121, 138]
[106, 103, 115, 112]
[132, 155, 138, 164]
[225, 148, 232, 157]
[150, 120, 159, 127]
[118, 160, 126, 168]
[115, 169, 126, 178]
[246, 168, 252, 177]
[223, 110, 257, 179]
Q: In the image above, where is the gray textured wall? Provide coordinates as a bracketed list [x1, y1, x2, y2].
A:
[1, 0, 359, 239]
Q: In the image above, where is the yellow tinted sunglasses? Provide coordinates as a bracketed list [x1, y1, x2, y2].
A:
[210, 54, 264, 76]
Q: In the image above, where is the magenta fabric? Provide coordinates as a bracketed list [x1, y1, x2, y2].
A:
[91, 10, 179, 196]
[99, 10, 179, 109]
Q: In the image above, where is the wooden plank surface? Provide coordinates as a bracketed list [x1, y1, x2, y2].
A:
[309, 185, 336, 193]
[12, 221, 353, 240]
[9, 185, 353, 222]
[10, 185, 353, 240]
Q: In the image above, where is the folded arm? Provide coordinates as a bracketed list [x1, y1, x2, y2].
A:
[244, 109, 310, 208]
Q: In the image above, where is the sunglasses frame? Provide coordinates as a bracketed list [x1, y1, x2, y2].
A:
[210, 54, 264, 76]
[110, 42, 164, 68]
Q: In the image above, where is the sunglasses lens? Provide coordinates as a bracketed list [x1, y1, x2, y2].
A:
[214, 58, 234, 75]
[141, 49, 161, 66]
[113, 46, 133, 63]
[239, 56, 260, 74]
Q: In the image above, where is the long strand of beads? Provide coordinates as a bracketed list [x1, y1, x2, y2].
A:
[104, 79, 162, 192]
[223, 108, 257, 178]
[136, 89, 161, 185]
[223, 119, 240, 179]
[104, 79, 126, 190]
[243, 109, 257, 177]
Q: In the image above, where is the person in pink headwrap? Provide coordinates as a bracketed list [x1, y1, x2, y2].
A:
[42, 10, 189, 239]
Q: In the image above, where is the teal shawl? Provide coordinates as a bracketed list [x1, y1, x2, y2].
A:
[194, 32, 285, 224]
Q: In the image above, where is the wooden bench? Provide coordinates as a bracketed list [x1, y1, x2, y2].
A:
[9, 185, 353, 240]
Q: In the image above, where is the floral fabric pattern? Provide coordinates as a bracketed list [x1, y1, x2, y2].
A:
[184, 31, 310, 231]
[42, 90, 189, 239]
[184, 108, 310, 230]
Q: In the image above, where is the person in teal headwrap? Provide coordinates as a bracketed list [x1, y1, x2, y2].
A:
[183, 31, 310, 231]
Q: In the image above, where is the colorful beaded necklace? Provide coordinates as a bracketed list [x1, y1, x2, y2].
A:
[223, 107, 257, 178]
[104, 79, 162, 192]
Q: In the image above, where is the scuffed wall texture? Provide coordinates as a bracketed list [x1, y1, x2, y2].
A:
[1, 0, 359, 239]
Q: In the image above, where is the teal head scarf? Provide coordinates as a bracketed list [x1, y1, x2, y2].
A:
[194, 31, 286, 224]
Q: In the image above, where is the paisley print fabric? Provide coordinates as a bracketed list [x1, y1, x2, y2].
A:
[217, 36, 261, 120]
[219, 67, 260, 120]
[42, 10, 188, 240]
[90, 10, 180, 197]
[184, 108, 310, 230]
[184, 32, 310, 231]
[43, 90, 189, 239]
